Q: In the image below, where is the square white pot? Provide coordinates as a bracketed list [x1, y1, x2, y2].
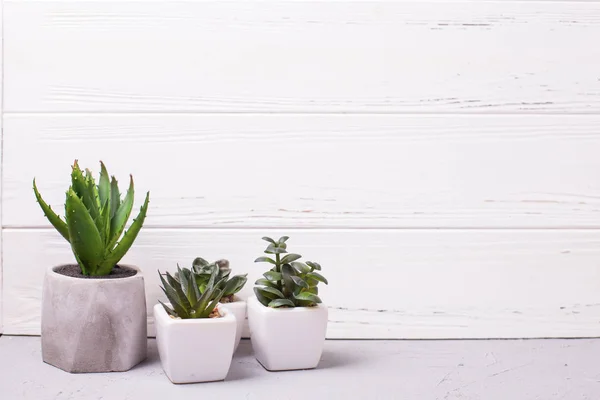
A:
[154, 303, 236, 384]
[247, 296, 328, 371]
[219, 297, 247, 352]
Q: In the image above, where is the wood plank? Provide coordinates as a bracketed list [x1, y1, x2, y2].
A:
[5, 114, 600, 229]
[5, 1, 600, 112]
[4, 228, 600, 338]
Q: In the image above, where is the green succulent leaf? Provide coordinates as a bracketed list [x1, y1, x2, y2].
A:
[294, 292, 322, 304]
[65, 188, 104, 276]
[291, 261, 311, 274]
[307, 271, 329, 285]
[265, 244, 287, 254]
[291, 276, 309, 288]
[280, 253, 302, 265]
[254, 287, 271, 307]
[278, 236, 290, 244]
[281, 264, 296, 294]
[254, 256, 276, 265]
[269, 298, 295, 308]
[110, 176, 120, 219]
[222, 274, 248, 296]
[98, 191, 149, 275]
[263, 271, 282, 282]
[158, 300, 178, 318]
[193, 257, 210, 268]
[306, 261, 321, 271]
[158, 272, 190, 318]
[255, 278, 278, 288]
[108, 175, 135, 249]
[98, 161, 111, 210]
[33, 179, 70, 242]
[257, 286, 285, 299]
[262, 236, 276, 244]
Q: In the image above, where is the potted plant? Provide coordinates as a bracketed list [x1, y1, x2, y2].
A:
[33, 160, 150, 373]
[249, 236, 329, 371]
[155, 266, 237, 384]
[190, 257, 248, 351]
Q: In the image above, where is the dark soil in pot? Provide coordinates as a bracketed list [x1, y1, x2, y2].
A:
[54, 264, 137, 279]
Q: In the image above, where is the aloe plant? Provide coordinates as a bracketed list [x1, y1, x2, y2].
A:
[159, 266, 226, 319]
[254, 236, 328, 308]
[191, 257, 247, 303]
[33, 160, 150, 276]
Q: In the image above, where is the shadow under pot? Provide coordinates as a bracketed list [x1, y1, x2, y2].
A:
[247, 296, 328, 371]
[41, 264, 148, 373]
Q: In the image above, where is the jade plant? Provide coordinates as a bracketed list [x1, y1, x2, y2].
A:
[33, 160, 150, 276]
[254, 236, 328, 308]
[159, 266, 226, 319]
[191, 257, 247, 303]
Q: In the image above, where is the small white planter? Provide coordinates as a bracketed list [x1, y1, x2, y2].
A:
[154, 303, 236, 384]
[219, 297, 247, 352]
[247, 296, 328, 371]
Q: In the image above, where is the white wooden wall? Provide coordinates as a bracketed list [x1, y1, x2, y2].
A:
[2, 0, 600, 338]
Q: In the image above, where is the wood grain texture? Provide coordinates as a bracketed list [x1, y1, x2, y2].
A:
[4, 228, 600, 338]
[5, 1, 600, 112]
[5, 114, 600, 229]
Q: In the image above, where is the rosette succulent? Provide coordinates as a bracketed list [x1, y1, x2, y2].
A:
[191, 257, 247, 303]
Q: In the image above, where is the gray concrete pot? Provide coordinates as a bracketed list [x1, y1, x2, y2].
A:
[41, 264, 148, 373]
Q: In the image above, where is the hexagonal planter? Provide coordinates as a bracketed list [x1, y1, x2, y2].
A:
[41, 264, 148, 373]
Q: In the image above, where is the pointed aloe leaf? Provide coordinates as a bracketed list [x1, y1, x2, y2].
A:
[33, 179, 70, 242]
[98, 162, 110, 208]
[194, 286, 215, 317]
[199, 290, 223, 318]
[71, 161, 100, 219]
[99, 198, 111, 244]
[269, 298, 295, 308]
[254, 287, 270, 306]
[280, 253, 301, 265]
[98, 191, 149, 275]
[158, 300, 178, 318]
[255, 256, 275, 264]
[257, 286, 285, 299]
[65, 188, 104, 276]
[179, 266, 198, 305]
[108, 175, 135, 249]
[160, 271, 191, 314]
[110, 176, 120, 219]
[222, 274, 247, 296]
[307, 271, 328, 285]
[294, 292, 322, 304]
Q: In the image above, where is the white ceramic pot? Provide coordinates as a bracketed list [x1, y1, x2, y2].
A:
[154, 303, 236, 384]
[219, 297, 247, 352]
[247, 296, 328, 371]
[41, 264, 147, 373]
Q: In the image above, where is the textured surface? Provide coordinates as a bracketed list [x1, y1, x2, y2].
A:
[5, 229, 600, 339]
[3, 0, 600, 339]
[41, 266, 148, 372]
[5, 1, 600, 113]
[0, 336, 599, 399]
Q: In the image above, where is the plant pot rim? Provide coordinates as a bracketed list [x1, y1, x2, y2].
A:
[47, 264, 142, 282]
[248, 295, 327, 313]
[154, 303, 234, 326]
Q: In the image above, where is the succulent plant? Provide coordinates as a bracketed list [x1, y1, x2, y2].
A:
[191, 257, 247, 303]
[33, 160, 150, 276]
[254, 236, 328, 308]
[159, 266, 226, 319]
